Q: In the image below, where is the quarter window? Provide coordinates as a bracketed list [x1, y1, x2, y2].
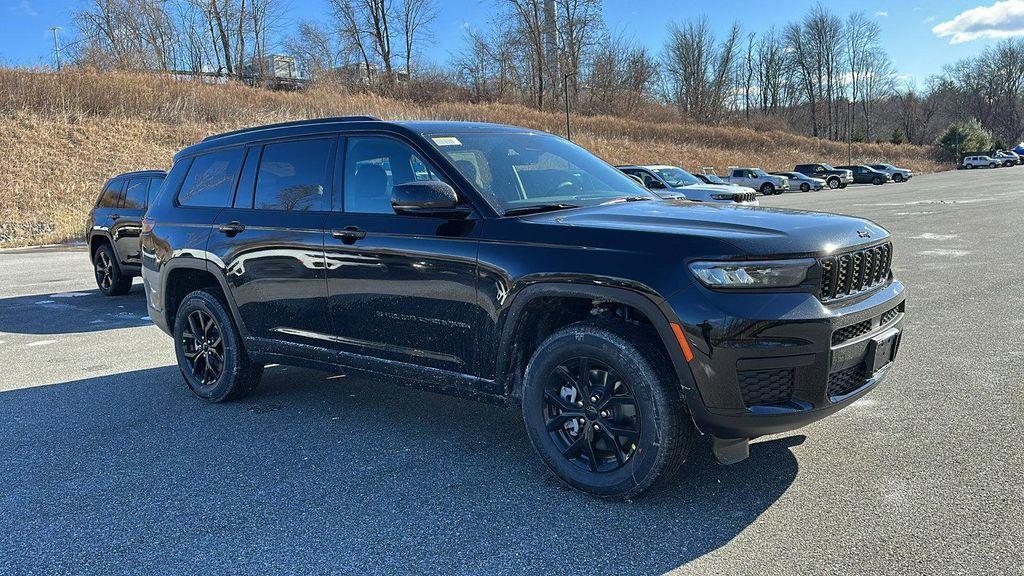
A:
[146, 177, 164, 205]
[98, 180, 124, 208]
[177, 148, 245, 208]
[123, 178, 148, 209]
[253, 138, 333, 211]
[343, 136, 441, 214]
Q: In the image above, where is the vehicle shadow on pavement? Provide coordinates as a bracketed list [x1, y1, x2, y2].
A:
[0, 284, 150, 334]
[0, 365, 800, 575]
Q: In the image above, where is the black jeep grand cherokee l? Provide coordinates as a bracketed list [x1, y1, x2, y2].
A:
[141, 117, 905, 499]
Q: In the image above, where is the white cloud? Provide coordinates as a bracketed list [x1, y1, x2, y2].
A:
[933, 0, 1024, 44]
[875, 11, 889, 17]
[8, 0, 37, 17]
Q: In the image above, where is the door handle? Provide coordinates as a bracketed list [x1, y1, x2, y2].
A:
[110, 213, 120, 221]
[331, 226, 366, 244]
[218, 221, 246, 236]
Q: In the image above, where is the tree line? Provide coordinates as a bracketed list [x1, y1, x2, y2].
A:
[69, 0, 1024, 151]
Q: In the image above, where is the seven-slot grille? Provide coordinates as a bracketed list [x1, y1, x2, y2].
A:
[731, 192, 757, 203]
[818, 242, 892, 302]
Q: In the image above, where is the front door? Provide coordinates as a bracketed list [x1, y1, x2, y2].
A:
[322, 135, 483, 377]
[207, 137, 335, 354]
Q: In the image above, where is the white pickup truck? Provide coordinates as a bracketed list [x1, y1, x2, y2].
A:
[724, 166, 790, 195]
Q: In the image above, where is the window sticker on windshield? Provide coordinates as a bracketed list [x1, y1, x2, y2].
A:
[432, 136, 462, 146]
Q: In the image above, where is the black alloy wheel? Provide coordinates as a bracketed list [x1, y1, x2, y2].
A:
[872, 176, 883, 185]
[93, 243, 131, 296]
[800, 182, 810, 192]
[94, 249, 114, 292]
[181, 309, 225, 388]
[542, 357, 641, 473]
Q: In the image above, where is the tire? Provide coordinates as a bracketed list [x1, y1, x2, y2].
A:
[989, 163, 997, 169]
[173, 289, 263, 402]
[759, 183, 775, 195]
[872, 176, 883, 185]
[827, 177, 840, 189]
[839, 182, 848, 189]
[967, 164, 975, 169]
[892, 174, 904, 183]
[521, 320, 694, 500]
[1005, 161, 1014, 167]
[93, 243, 132, 296]
[800, 182, 810, 192]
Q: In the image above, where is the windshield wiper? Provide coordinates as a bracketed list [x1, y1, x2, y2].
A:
[503, 203, 580, 217]
[600, 195, 654, 205]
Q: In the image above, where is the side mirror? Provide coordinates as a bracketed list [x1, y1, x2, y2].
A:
[391, 181, 471, 219]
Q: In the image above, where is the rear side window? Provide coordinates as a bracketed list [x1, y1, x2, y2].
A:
[177, 148, 244, 208]
[123, 178, 148, 209]
[147, 177, 164, 205]
[253, 138, 333, 211]
[98, 180, 124, 208]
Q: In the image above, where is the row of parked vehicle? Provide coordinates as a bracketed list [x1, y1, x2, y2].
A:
[960, 148, 1024, 169]
[615, 162, 914, 205]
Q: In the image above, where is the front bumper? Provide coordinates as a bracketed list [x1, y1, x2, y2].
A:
[665, 279, 905, 438]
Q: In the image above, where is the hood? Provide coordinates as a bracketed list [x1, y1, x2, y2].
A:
[524, 200, 889, 257]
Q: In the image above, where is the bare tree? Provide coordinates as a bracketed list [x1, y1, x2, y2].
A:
[399, 0, 438, 77]
[663, 17, 741, 123]
[554, 0, 602, 104]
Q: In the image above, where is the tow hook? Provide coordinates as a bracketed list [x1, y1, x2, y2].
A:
[712, 436, 750, 465]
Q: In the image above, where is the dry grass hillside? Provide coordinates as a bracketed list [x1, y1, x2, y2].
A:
[0, 68, 944, 247]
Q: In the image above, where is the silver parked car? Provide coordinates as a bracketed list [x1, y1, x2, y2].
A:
[963, 155, 1000, 169]
[616, 165, 759, 205]
[868, 164, 913, 183]
[770, 171, 825, 192]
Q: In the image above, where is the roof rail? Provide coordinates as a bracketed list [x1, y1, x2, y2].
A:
[202, 115, 382, 142]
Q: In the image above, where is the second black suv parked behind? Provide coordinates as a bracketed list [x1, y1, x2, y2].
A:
[142, 117, 906, 499]
[87, 170, 166, 295]
[794, 163, 853, 189]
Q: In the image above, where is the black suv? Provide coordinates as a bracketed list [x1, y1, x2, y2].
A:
[141, 117, 906, 499]
[87, 170, 166, 295]
[835, 165, 891, 186]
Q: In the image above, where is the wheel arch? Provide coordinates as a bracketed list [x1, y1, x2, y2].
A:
[160, 258, 246, 337]
[88, 232, 115, 263]
[493, 282, 697, 404]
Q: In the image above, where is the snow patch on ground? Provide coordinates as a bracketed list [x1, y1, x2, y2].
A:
[26, 340, 56, 347]
[49, 292, 90, 298]
[919, 249, 971, 257]
[912, 233, 958, 240]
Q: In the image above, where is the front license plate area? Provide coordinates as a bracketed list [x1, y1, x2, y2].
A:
[867, 330, 901, 375]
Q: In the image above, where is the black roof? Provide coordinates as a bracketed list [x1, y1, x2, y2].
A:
[110, 169, 166, 179]
[175, 116, 542, 161]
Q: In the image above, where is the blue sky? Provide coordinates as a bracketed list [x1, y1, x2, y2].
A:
[2, 0, 1022, 85]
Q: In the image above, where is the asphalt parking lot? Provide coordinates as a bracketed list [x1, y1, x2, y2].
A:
[1, 167, 1021, 575]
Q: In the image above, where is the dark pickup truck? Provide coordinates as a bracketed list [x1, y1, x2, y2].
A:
[794, 163, 854, 190]
[141, 118, 906, 499]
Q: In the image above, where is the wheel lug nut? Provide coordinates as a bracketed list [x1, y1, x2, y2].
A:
[593, 424, 601, 430]
[578, 417, 585, 424]
[600, 410, 609, 418]
[590, 395, 598, 403]
[576, 401, 584, 407]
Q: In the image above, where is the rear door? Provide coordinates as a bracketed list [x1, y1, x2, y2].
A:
[112, 177, 150, 268]
[91, 179, 125, 245]
[207, 136, 334, 355]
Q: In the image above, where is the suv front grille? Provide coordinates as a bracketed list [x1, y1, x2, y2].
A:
[738, 368, 794, 406]
[733, 192, 757, 203]
[827, 363, 868, 397]
[819, 242, 892, 302]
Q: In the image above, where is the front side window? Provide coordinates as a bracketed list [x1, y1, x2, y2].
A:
[253, 138, 332, 211]
[177, 148, 245, 208]
[344, 136, 441, 214]
[432, 133, 652, 213]
[123, 178, 148, 209]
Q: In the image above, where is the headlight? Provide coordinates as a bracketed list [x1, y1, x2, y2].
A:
[688, 259, 815, 288]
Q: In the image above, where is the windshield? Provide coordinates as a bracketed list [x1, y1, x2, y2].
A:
[751, 169, 768, 177]
[820, 163, 836, 170]
[430, 133, 653, 213]
[650, 167, 702, 187]
[702, 173, 727, 184]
